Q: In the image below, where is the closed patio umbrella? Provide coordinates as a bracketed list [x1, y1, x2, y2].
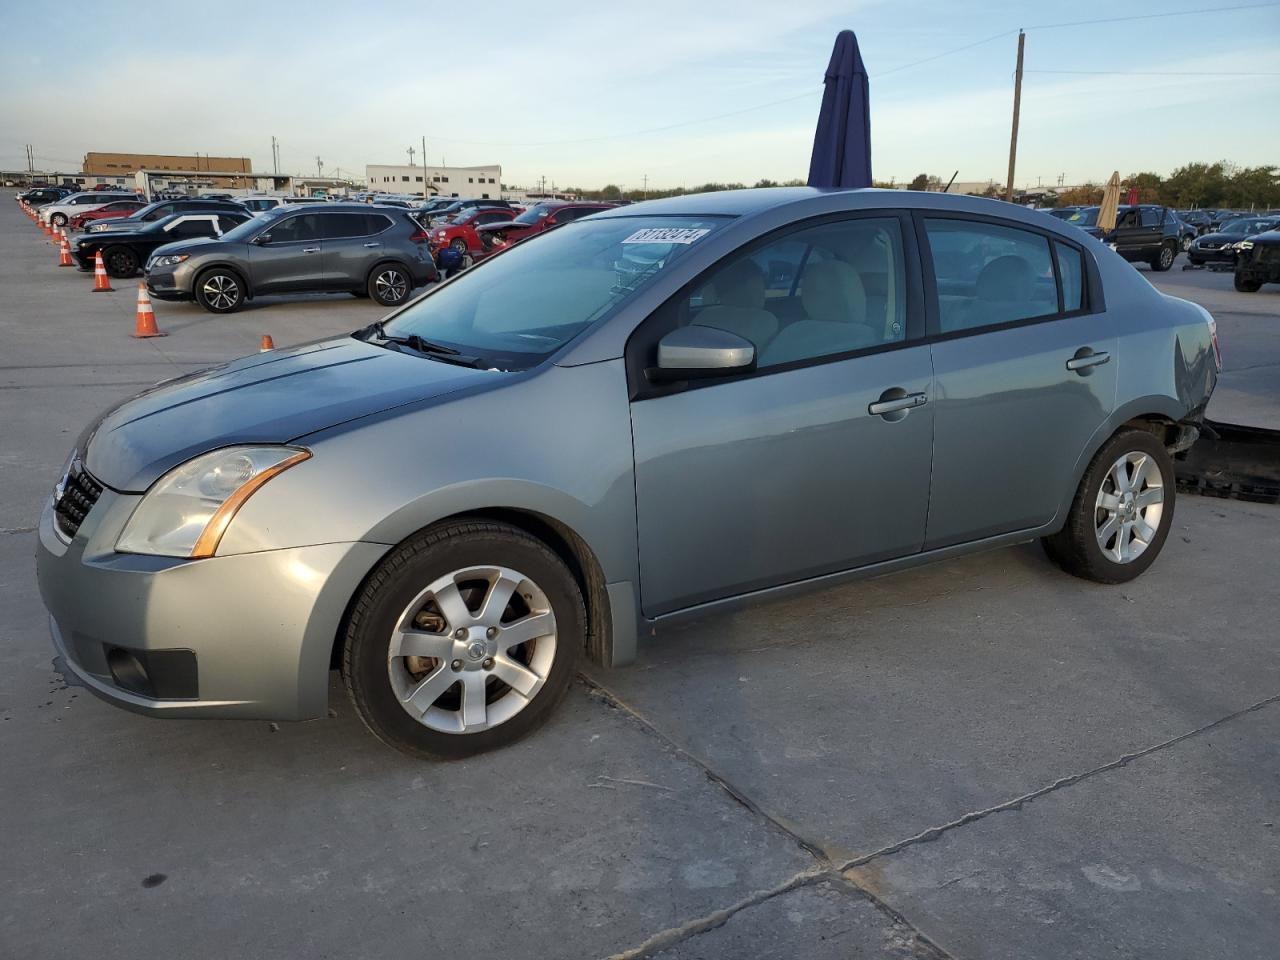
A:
[1097, 171, 1122, 232]
[807, 30, 872, 189]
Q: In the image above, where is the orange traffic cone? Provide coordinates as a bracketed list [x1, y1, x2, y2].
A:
[91, 250, 113, 292]
[133, 283, 164, 338]
[58, 234, 73, 267]
[259, 334, 275, 352]
[42, 219, 52, 238]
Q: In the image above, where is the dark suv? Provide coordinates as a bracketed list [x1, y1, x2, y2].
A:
[1105, 205, 1183, 271]
[144, 203, 438, 313]
[86, 198, 247, 233]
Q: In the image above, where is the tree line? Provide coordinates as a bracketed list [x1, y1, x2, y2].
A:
[560, 161, 1277, 210]
[1041, 162, 1277, 210]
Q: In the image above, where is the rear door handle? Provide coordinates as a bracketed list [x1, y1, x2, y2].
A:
[869, 390, 928, 418]
[363, 242, 381, 248]
[301, 246, 320, 254]
[1066, 348, 1110, 373]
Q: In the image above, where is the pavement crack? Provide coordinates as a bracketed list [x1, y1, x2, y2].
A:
[602, 867, 827, 960]
[579, 675, 835, 864]
[839, 691, 1280, 871]
[1, 526, 37, 535]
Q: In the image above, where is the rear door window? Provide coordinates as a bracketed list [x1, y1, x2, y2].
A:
[319, 212, 372, 239]
[923, 218, 1058, 333]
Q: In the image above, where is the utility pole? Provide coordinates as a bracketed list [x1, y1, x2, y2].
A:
[642, 174, 648, 199]
[422, 135, 428, 196]
[316, 156, 323, 178]
[407, 145, 416, 166]
[271, 136, 279, 175]
[1004, 29, 1025, 203]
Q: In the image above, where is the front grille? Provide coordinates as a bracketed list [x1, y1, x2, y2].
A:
[54, 460, 104, 539]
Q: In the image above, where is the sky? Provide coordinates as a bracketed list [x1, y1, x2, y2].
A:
[1, 0, 1277, 191]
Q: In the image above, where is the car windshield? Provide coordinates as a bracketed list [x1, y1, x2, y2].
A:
[380, 215, 728, 370]
[1222, 218, 1273, 235]
[514, 205, 552, 224]
[219, 215, 267, 243]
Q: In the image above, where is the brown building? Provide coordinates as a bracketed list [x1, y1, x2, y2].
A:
[83, 152, 252, 186]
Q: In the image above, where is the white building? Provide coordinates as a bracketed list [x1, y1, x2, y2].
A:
[365, 163, 502, 199]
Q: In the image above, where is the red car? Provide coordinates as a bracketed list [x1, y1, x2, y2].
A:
[428, 207, 517, 256]
[475, 200, 617, 257]
[68, 200, 147, 231]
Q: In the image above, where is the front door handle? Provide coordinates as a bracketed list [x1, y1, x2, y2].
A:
[363, 242, 381, 248]
[869, 389, 928, 419]
[301, 246, 320, 254]
[1066, 348, 1110, 374]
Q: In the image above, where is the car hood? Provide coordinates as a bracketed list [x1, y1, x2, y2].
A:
[84, 337, 497, 490]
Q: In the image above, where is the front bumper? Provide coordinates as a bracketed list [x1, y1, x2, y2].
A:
[36, 484, 386, 721]
[1189, 245, 1235, 265]
[144, 265, 191, 301]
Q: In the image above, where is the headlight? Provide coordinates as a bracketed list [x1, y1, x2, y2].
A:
[116, 446, 310, 558]
[1237, 240, 1254, 251]
[151, 254, 189, 267]
[437, 230, 447, 237]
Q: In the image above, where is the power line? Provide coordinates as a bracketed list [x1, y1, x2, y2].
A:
[1028, 68, 1280, 77]
[1023, 1, 1280, 31]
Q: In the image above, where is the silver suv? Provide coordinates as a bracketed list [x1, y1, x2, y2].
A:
[143, 202, 438, 312]
[37, 188, 1218, 759]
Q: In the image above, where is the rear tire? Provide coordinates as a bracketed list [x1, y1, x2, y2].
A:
[51, 212, 67, 227]
[1180, 234, 1192, 253]
[102, 245, 139, 278]
[1041, 429, 1175, 584]
[343, 520, 584, 760]
[1150, 242, 1176, 272]
[194, 268, 245, 314]
[368, 263, 412, 306]
[1234, 274, 1262, 293]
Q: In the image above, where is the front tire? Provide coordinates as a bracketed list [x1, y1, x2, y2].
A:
[195, 268, 245, 314]
[1234, 274, 1262, 293]
[1180, 234, 1192, 253]
[1150, 242, 1176, 272]
[343, 521, 584, 760]
[51, 212, 67, 227]
[102, 245, 139, 278]
[1041, 429, 1175, 584]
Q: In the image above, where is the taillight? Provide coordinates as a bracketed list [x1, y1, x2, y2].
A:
[409, 228, 429, 243]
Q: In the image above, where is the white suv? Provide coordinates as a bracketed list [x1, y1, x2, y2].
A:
[238, 196, 290, 215]
[39, 192, 137, 228]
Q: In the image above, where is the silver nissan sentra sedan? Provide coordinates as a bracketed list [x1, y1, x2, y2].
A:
[37, 188, 1220, 759]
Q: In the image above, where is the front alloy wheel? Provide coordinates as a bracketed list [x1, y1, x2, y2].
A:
[344, 521, 583, 759]
[196, 270, 244, 313]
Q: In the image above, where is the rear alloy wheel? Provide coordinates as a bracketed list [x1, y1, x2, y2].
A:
[1042, 429, 1175, 584]
[51, 212, 68, 227]
[343, 521, 583, 759]
[369, 265, 411, 305]
[449, 237, 468, 253]
[1180, 234, 1192, 253]
[102, 245, 139, 278]
[195, 269, 244, 314]
[1234, 274, 1262, 293]
[1151, 242, 1176, 272]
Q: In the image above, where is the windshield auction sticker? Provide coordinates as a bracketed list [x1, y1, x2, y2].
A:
[622, 227, 711, 244]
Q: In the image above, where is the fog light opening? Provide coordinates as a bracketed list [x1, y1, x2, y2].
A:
[105, 646, 151, 696]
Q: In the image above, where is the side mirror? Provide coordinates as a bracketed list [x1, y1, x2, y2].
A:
[253, 233, 271, 245]
[649, 326, 756, 382]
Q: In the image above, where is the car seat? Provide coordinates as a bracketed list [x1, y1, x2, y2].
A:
[761, 259, 877, 365]
[692, 259, 778, 349]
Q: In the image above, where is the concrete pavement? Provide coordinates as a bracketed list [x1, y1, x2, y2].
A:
[1, 196, 1276, 958]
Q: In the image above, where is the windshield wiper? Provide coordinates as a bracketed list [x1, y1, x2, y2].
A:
[358, 321, 483, 367]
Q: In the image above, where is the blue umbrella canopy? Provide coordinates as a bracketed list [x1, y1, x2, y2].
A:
[807, 30, 872, 189]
